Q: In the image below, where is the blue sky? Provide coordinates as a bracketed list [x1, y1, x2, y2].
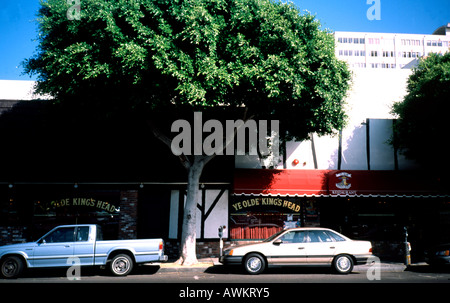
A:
[1, 0, 449, 80]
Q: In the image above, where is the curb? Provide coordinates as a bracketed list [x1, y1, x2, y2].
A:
[157, 261, 216, 273]
[150, 259, 411, 273]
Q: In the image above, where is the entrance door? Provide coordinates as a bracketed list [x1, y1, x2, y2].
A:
[268, 230, 308, 265]
[32, 226, 75, 267]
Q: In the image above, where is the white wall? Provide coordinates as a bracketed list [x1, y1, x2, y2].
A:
[0, 80, 48, 100]
[236, 69, 420, 171]
[168, 189, 229, 239]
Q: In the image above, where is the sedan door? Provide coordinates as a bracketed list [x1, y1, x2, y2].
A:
[32, 227, 75, 267]
[268, 230, 308, 265]
[305, 230, 337, 265]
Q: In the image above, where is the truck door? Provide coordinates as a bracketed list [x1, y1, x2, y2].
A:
[32, 226, 75, 267]
[73, 226, 95, 266]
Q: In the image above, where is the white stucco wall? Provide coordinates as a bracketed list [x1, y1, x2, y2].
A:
[236, 68, 420, 170]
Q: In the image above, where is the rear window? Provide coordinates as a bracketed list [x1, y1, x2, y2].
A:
[326, 231, 346, 242]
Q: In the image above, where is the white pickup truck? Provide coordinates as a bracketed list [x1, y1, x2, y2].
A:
[0, 224, 168, 278]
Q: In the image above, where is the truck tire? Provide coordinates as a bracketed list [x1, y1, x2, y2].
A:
[109, 254, 134, 276]
[1, 256, 24, 279]
[244, 253, 266, 275]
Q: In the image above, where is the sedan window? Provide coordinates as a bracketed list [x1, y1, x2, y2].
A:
[326, 231, 346, 242]
[308, 230, 333, 243]
[279, 231, 308, 243]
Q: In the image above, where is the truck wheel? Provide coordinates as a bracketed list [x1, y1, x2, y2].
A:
[244, 253, 266, 275]
[1, 256, 24, 279]
[333, 254, 354, 274]
[110, 254, 134, 276]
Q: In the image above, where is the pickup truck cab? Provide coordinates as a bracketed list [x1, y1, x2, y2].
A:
[0, 224, 168, 278]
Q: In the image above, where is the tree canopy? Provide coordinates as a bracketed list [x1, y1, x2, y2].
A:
[392, 53, 450, 170]
[25, 0, 350, 141]
[24, 0, 351, 264]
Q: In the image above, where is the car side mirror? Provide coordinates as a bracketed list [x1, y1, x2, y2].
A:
[38, 238, 46, 244]
[273, 239, 283, 245]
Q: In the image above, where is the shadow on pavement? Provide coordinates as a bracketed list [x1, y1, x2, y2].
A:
[405, 264, 450, 274]
[205, 264, 353, 275]
[17, 264, 161, 279]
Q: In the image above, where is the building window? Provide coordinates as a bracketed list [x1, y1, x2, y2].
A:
[370, 51, 378, 57]
[381, 63, 396, 69]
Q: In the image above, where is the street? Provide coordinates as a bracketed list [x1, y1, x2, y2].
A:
[1, 263, 449, 283]
[1, 263, 448, 302]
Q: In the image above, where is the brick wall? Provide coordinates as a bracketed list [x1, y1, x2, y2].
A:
[118, 190, 138, 239]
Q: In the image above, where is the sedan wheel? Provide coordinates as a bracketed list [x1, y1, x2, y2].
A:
[333, 255, 354, 274]
[244, 253, 266, 275]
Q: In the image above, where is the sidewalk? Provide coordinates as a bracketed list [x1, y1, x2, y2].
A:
[155, 257, 218, 272]
[151, 257, 412, 273]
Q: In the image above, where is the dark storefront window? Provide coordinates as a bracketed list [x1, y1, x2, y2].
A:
[230, 196, 319, 240]
[1, 185, 121, 242]
[0, 185, 21, 225]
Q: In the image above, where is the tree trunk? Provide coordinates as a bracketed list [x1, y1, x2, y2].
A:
[176, 156, 207, 265]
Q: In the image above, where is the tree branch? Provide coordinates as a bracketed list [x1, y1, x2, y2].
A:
[147, 120, 192, 170]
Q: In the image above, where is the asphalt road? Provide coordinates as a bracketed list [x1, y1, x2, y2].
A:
[1, 264, 448, 302]
[1, 263, 449, 283]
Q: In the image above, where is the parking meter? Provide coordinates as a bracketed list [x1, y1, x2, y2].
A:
[218, 225, 226, 257]
[404, 227, 411, 266]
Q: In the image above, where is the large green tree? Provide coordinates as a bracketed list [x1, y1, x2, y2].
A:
[24, 0, 350, 265]
[392, 53, 450, 171]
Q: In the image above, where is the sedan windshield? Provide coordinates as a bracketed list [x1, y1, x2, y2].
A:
[263, 230, 286, 242]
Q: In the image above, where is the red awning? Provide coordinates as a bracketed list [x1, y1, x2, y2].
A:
[233, 169, 327, 196]
[233, 169, 447, 197]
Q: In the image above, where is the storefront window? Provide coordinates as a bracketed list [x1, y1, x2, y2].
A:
[31, 189, 120, 240]
[230, 196, 304, 240]
[1, 185, 121, 241]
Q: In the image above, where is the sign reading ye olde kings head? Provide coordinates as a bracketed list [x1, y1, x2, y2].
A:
[232, 197, 301, 213]
[50, 197, 118, 213]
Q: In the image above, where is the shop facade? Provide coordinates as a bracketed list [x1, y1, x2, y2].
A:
[231, 169, 450, 262]
[0, 183, 141, 245]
